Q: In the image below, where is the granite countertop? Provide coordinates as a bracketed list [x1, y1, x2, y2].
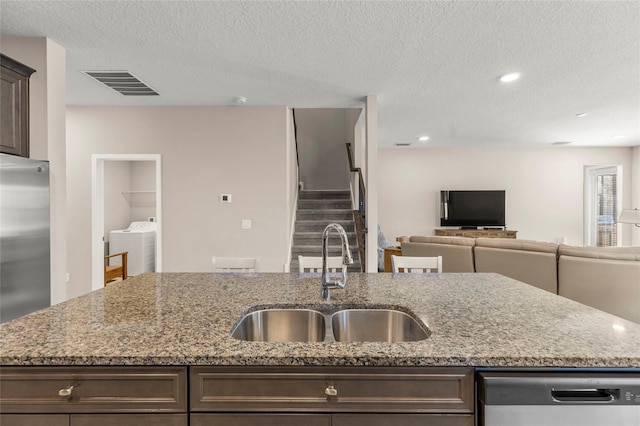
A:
[1, 272, 639, 367]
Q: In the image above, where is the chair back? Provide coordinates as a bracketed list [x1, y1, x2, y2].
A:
[298, 255, 343, 273]
[104, 251, 128, 285]
[212, 256, 259, 273]
[392, 255, 442, 274]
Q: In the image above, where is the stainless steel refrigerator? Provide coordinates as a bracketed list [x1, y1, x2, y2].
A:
[0, 153, 50, 323]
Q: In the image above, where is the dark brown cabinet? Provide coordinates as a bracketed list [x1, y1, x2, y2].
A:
[191, 414, 332, 426]
[1, 365, 474, 425]
[0, 366, 188, 426]
[190, 366, 474, 425]
[0, 414, 69, 426]
[1, 54, 36, 158]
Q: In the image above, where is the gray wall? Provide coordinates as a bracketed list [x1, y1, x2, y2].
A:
[67, 106, 296, 298]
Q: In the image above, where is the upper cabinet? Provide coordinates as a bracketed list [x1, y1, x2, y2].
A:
[1, 54, 36, 158]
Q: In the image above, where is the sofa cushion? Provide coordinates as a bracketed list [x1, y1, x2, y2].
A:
[474, 244, 558, 294]
[558, 244, 640, 261]
[409, 235, 475, 247]
[559, 254, 640, 324]
[476, 238, 558, 253]
[401, 240, 475, 272]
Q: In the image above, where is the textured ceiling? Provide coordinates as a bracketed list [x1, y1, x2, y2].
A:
[1, 0, 638, 148]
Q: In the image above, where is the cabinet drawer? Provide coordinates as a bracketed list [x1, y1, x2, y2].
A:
[0, 366, 187, 413]
[191, 413, 331, 426]
[190, 366, 473, 413]
[0, 414, 69, 426]
[332, 413, 474, 426]
[71, 414, 187, 426]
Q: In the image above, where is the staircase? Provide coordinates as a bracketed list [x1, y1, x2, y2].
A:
[290, 190, 362, 272]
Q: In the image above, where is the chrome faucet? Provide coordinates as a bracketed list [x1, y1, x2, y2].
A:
[321, 223, 354, 300]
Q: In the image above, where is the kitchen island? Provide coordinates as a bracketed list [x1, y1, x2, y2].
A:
[1, 272, 639, 425]
[2, 272, 639, 366]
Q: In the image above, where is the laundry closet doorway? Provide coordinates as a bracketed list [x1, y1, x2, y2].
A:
[91, 154, 162, 291]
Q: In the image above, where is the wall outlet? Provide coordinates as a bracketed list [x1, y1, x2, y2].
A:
[66, 273, 70, 283]
[148, 217, 156, 222]
[241, 219, 252, 229]
[220, 194, 232, 203]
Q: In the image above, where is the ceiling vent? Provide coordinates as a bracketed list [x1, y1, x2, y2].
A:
[82, 71, 159, 96]
[394, 143, 412, 147]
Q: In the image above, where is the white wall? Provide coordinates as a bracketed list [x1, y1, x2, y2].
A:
[66, 106, 290, 298]
[103, 161, 131, 243]
[378, 146, 635, 246]
[130, 161, 156, 222]
[631, 146, 640, 245]
[285, 108, 298, 271]
[1, 37, 67, 305]
[295, 108, 354, 190]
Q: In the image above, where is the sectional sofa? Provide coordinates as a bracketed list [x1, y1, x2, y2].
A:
[400, 236, 640, 324]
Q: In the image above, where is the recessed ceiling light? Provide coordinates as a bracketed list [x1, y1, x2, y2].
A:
[575, 113, 589, 117]
[417, 136, 429, 141]
[611, 135, 625, 139]
[499, 72, 521, 83]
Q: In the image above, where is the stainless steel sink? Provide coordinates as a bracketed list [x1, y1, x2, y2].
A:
[331, 309, 430, 342]
[231, 309, 326, 342]
[231, 307, 430, 343]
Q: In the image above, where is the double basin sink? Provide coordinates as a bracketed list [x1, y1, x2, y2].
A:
[231, 307, 430, 343]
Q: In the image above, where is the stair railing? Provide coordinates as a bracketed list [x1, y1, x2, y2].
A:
[345, 143, 366, 271]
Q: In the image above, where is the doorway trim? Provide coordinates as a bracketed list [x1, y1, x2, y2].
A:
[91, 154, 162, 291]
[583, 164, 622, 247]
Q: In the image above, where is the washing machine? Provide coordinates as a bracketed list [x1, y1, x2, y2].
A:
[109, 221, 157, 277]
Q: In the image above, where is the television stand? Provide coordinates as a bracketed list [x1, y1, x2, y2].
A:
[435, 229, 517, 239]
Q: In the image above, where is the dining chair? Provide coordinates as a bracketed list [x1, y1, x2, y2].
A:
[104, 251, 128, 285]
[211, 256, 259, 273]
[391, 255, 442, 274]
[298, 255, 343, 273]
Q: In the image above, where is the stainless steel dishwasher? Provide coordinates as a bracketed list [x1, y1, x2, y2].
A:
[478, 371, 640, 426]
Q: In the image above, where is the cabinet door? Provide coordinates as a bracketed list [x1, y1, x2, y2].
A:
[0, 414, 69, 426]
[191, 366, 473, 413]
[0, 57, 33, 157]
[190, 413, 331, 426]
[0, 366, 187, 413]
[332, 413, 474, 426]
[71, 414, 187, 426]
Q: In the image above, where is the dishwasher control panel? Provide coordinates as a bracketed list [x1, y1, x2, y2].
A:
[479, 372, 640, 405]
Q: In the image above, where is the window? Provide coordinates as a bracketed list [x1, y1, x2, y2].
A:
[584, 165, 622, 247]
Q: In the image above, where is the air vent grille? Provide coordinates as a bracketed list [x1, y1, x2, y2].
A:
[83, 71, 159, 96]
[395, 143, 412, 147]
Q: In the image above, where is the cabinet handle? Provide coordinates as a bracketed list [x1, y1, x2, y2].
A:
[324, 385, 338, 397]
[58, 385, 74, 397]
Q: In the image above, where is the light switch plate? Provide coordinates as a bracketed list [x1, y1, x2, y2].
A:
[241, 219, 252, 229]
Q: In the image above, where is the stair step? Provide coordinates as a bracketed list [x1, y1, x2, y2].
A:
[291, 189, 362, 273]
[292, 245, 361, 256]
[297, 210, 354, 221]
[298, 199, 352, 209]
[294, 233, 358, 246]
[296, 221, 356, 232]
[290, 259, 362, 273]
[299, 190, 350, 200]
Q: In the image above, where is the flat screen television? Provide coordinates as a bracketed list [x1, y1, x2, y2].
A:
[440, 190, 506, 228]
